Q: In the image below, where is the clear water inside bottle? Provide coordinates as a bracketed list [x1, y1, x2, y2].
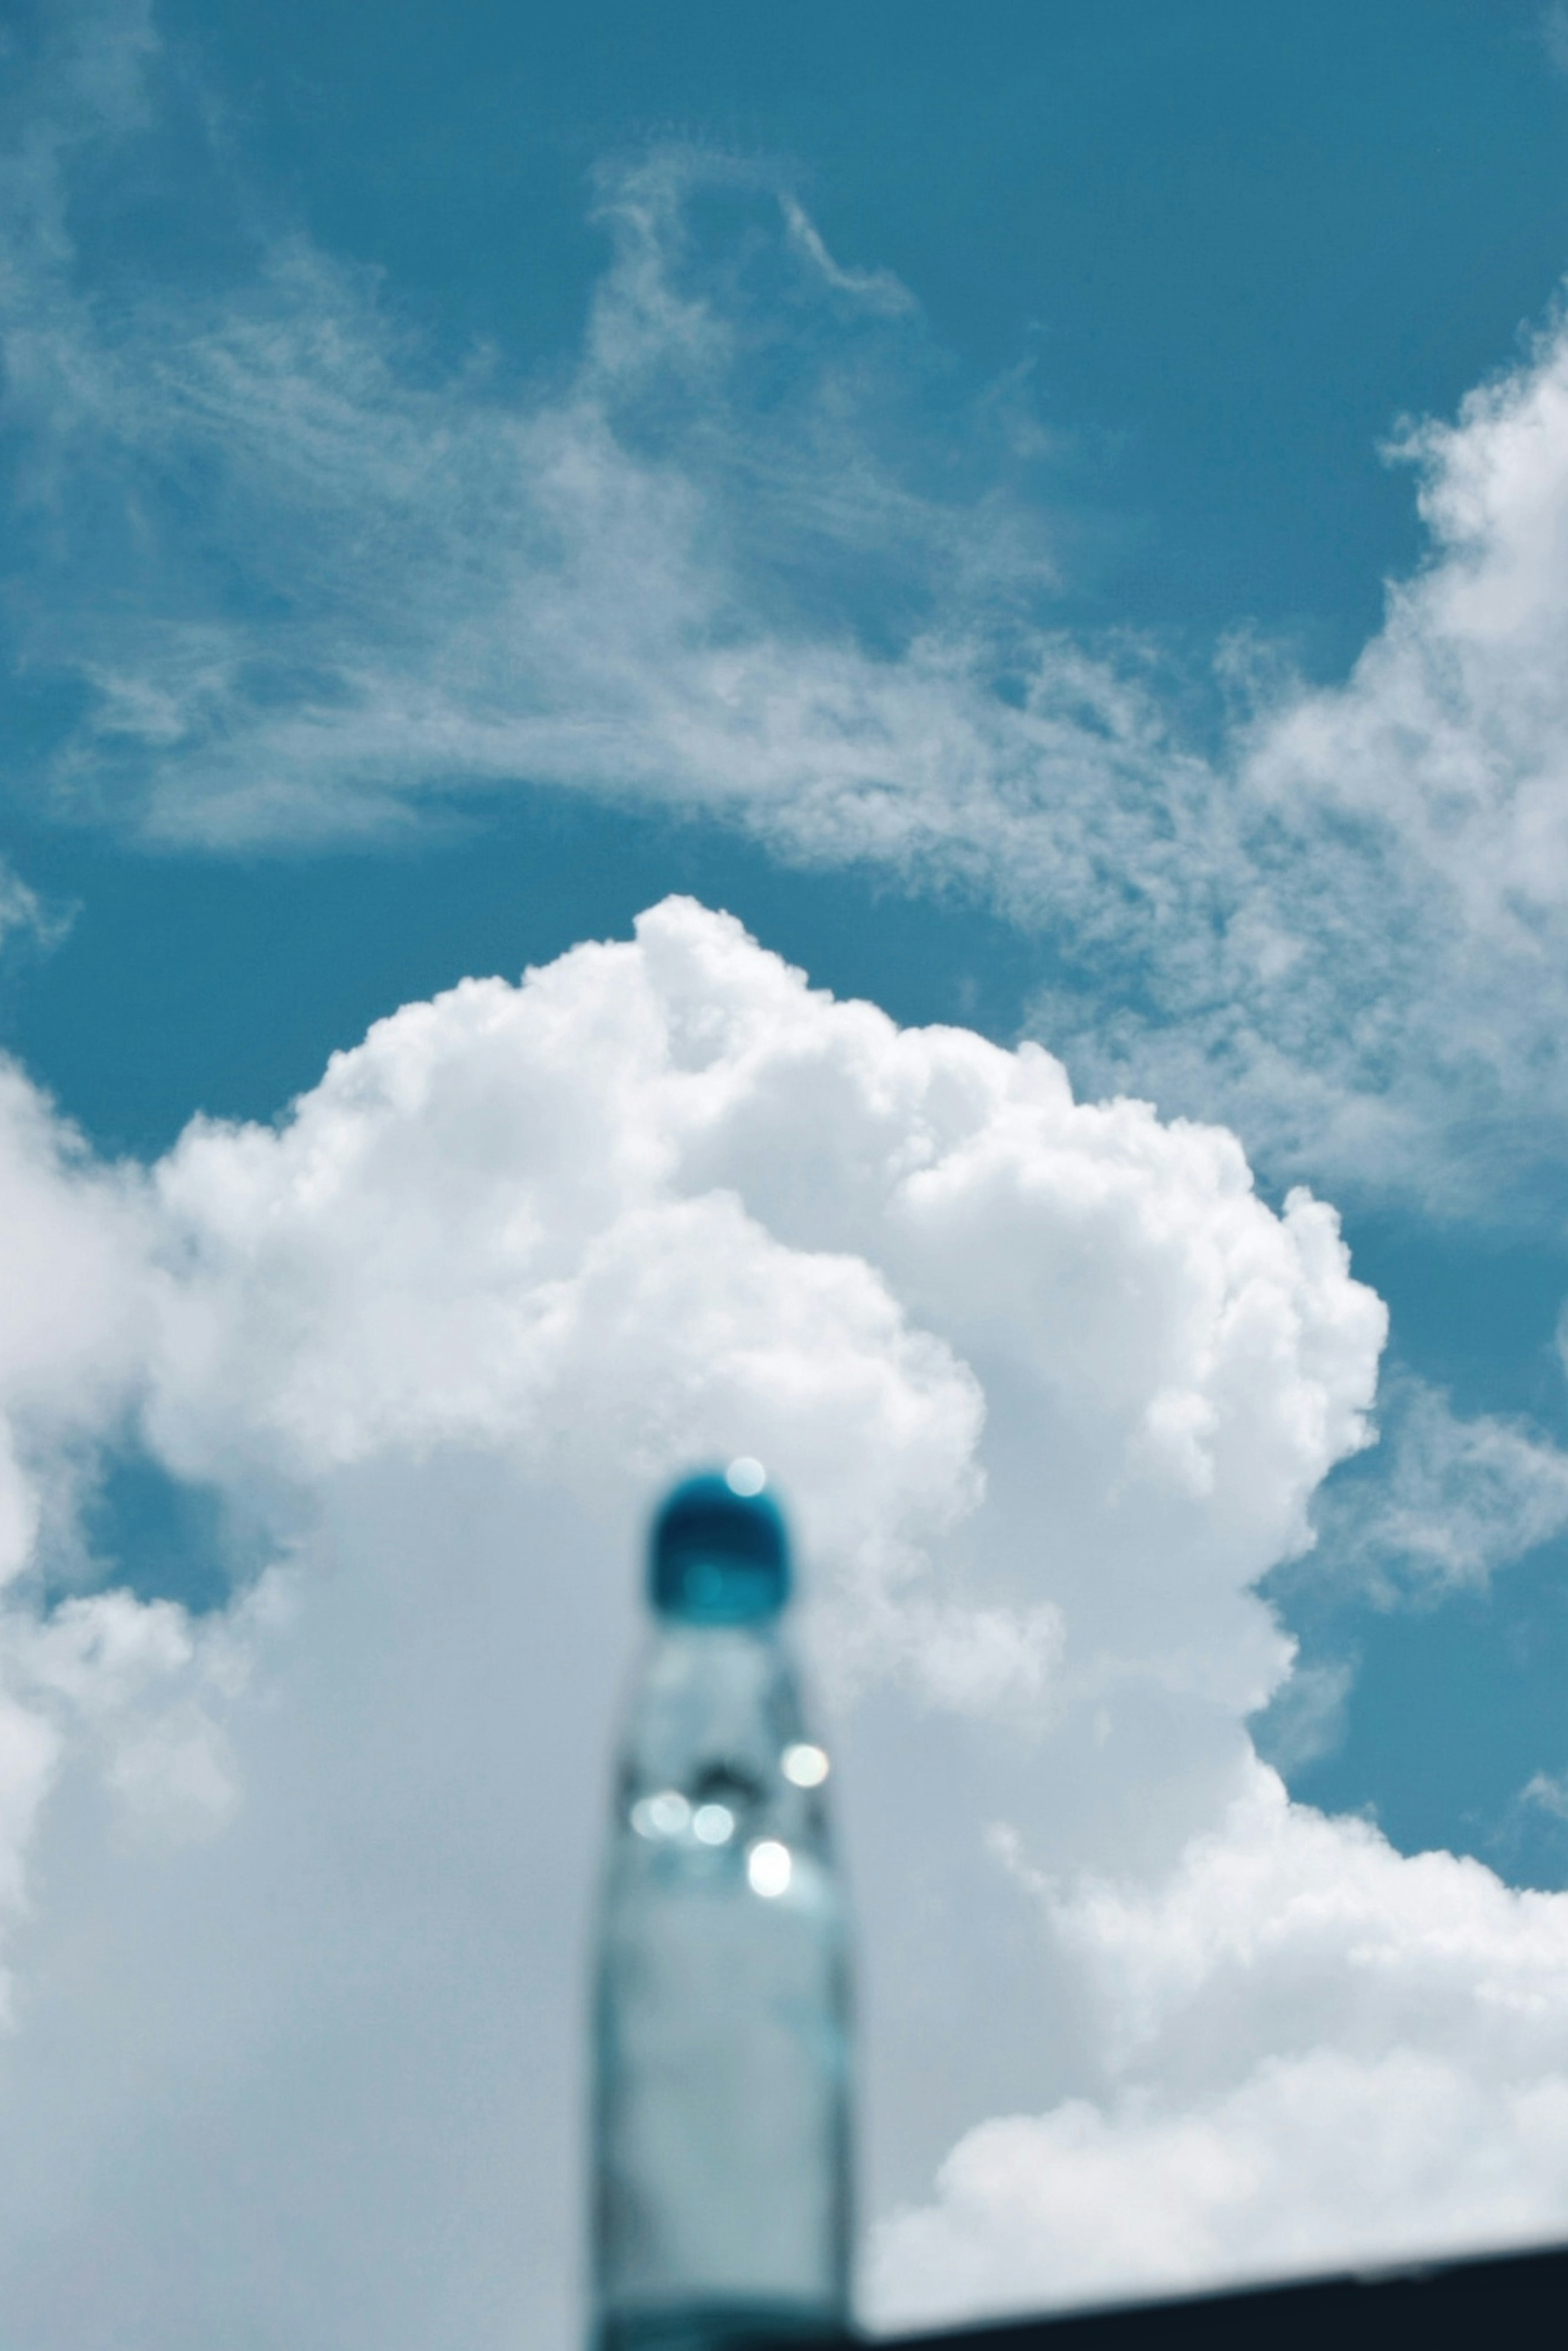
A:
[591, 1621, 853, 2351]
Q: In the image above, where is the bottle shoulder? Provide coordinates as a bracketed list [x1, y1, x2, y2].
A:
[605, 1624, 839, 1887]
[620, 1624, 807, 1757]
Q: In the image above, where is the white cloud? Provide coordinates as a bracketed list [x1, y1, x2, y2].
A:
[871, 2044, 1568, 2321]
[0, 896, 1402, 2345]
[16, 7, 1568, 1202]
[1521, 1769, 1568, 1820]
[1303, 1374, 1568, 1602]
[0, 894, 1562, 2343]
[1027, 295, 1568, 1200]
[135, 896, 1375, 1719]
[1248, 1653, 1355, 1772]
[870, 1763, 1568, 2321]
[0, 896, 1564, 2341]
[1544, 5, 1568, 78]
[0, 15, 1218, 997]
[0, 1055, 240, 2012]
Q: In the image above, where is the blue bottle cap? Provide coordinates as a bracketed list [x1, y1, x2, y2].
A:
[650, 1470, 790, 1624]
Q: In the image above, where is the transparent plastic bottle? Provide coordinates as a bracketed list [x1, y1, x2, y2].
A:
[590, 1466, 853, 2351]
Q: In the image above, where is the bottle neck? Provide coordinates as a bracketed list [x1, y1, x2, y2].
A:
[649, 1610, 784, 1647]
[620, 1616, 802, 1789]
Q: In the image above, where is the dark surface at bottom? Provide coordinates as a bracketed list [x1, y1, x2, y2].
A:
[599, 2240, 1568, 2351]
[876, 2236, 1568, 2351]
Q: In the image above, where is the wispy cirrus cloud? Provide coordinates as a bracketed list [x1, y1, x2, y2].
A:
[1542, 4, 1568, 78]
[14, 1, 1568, 1219]
[2, 28, 1114, 859]
[1293, 1374, 1568, 1605]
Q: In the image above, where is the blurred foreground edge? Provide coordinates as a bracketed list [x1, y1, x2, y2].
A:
[736, 2235, 1568, 2351]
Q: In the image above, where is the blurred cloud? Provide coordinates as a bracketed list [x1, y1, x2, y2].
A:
[0, 896, 1401, 2343]
[1523, 1769, 1568, 1821]
[1304, 1374, 1568, 1604]
[1543, 5, 1568, 78]
[872, 1772, 1568, 2320]
[1248, 1653, 1356, 1773]
[0, 896, 1563, 2338]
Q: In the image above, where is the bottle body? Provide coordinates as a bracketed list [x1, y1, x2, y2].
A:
[591, 1621, 853, 2351]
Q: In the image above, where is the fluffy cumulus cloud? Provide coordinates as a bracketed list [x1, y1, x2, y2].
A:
[127, 894, 1379, 1758]
[871, 1768, 1568, 2321]
[0, 895, 1388, 2345]
[0, 1064, 248, 2001]
[0, 894, 1548, 2344]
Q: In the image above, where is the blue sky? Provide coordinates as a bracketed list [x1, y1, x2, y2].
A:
[7, 0, 1564, 1871]
[9, 1, 1568, 2342]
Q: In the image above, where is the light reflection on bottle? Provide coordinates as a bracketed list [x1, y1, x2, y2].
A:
[746, 1840, 793, 1899]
